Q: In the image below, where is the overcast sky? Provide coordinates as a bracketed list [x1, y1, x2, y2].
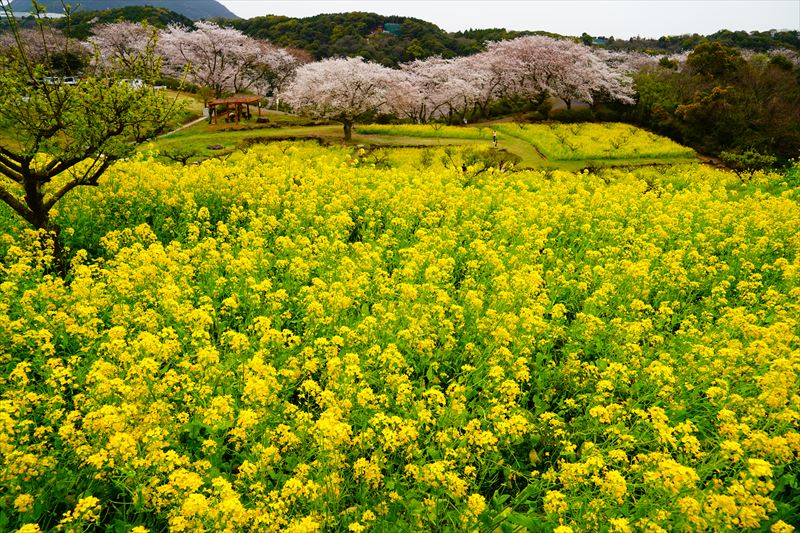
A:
[218, 1, 799, 39]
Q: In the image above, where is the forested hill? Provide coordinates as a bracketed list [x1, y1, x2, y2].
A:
[232, 12, 798, 65]
[50, 6, 193, 39]
[607, 29, 800, 54]
[8, 0, 238, 20]
[230, 12, 538, 66]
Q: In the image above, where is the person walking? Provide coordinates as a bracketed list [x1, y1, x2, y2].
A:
[492, 130, 497, 147]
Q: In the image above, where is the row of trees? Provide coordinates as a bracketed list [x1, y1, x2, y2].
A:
[605, 29, 800, 55]
[283, 37, 800, 157]
[631, 41, 800, 160]
[0, 19, 310, 100]
[90, 21, 308, 99]
[284, 35, 640, 139]
[29, 20, 641, 139]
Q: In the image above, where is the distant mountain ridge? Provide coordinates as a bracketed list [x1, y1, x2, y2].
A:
[9, 0, 238, 20]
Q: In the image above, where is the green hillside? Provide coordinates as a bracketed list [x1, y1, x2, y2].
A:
[49, 6, 194, 39]
[231, 12, 537, 66]
[231, 12, 798, 67]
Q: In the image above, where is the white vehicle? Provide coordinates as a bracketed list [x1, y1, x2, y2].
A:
[119, 78, 145, 89]
[38, 76, 80, 86]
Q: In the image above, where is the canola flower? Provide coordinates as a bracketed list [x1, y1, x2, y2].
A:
[352, 122, 694, 162]
[0, 142, 798, 531]
[494, 122, 695, 160]
[354, 123, 494, 141]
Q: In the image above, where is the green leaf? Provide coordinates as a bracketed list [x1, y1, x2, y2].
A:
[505, 512, 542, 529]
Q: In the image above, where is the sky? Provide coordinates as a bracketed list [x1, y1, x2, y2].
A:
[218, 1, 800, 39]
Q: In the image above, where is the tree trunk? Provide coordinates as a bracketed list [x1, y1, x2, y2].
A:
[36, 217, 66, 274]
[43, 225, 66, 275]
[22, 177, 67, 274]
[343, 120, 353, 141]
[565, 99, 572, 110]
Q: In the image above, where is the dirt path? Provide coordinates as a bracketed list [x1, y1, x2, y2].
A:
[160, 116, 207, 138]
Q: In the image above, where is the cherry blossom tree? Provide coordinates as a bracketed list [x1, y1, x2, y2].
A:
[0, 27, 88, 73]
[383, 68, 425, 122]
[485, 36, 635, 109]
[458, 52, 514, 119]
[595, 49, 660, 74]
[250, 45, 308, 104]
[283, 57, 393, 140]
[88, 21, 159, 73]
[550, 48, 635, 109]
[483, 37, 553, 103]
[395, 57, 478, 123]
[159, 21, 295, 99]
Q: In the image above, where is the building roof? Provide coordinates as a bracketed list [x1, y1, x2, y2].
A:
[383, 23, 402, 36]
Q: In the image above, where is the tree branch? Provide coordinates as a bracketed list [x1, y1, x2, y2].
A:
[45, 154, 85, 176]
[44, 157, 112, 212]
[44, 121, 124, 178]
[0, 185, 35, 225]
[0, 159, 23, 183]
[0, 145, 24, 166]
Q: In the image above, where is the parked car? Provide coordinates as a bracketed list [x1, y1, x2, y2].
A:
[119, 78, 145, 89]
[37, 76, 80, 86]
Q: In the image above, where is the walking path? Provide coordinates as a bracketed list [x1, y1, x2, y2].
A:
[161, 116, 206, 137]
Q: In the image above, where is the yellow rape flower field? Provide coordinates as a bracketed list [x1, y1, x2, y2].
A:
[1, 141, 799, 532]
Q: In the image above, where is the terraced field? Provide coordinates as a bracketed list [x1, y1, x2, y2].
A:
[152, 117, 697, 170]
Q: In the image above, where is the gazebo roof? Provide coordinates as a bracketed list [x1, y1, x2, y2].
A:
[207, 95, 262, 106]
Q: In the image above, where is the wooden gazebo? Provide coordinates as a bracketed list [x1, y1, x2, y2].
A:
[207, 95, 262, 124]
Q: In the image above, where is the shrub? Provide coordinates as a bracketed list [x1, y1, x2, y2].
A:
[551, 107, 595, 123]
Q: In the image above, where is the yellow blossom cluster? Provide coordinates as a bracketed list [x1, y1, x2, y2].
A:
[0, 142, 798, 531]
